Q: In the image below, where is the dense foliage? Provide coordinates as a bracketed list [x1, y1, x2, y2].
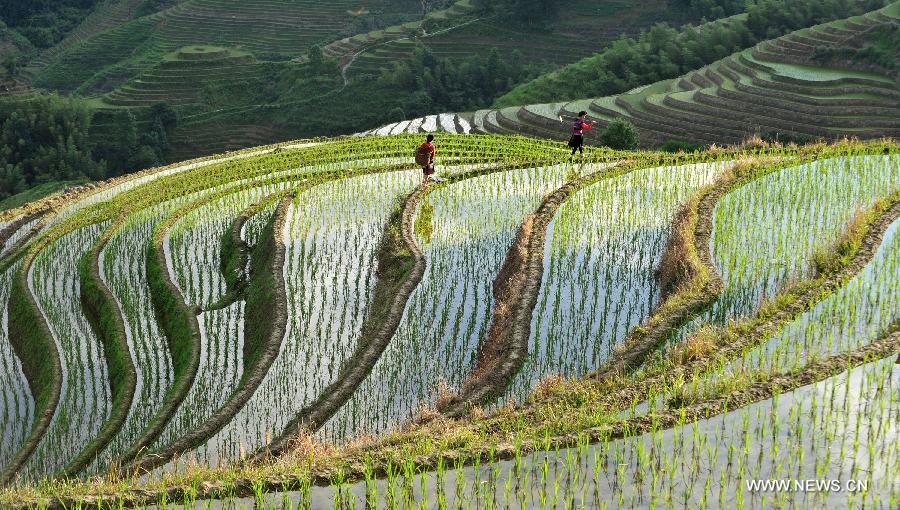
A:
[2, 0, 893, 203]
[745, 0, 886, 39]
[599, 119, 639, 150]
[378, 45, 549, 117]
[135, 0, 179, 18]
[484, 0, 561, 26]
[0, 0, 100, 48]
[495, 0, 889, 106]
[0, 0, 98, 26]
[671, 0, 747, 20]
[0, 94, 98, 198]
[90, 103, 178, 178]
[0, 94, 177, 199]
[261, 44, 546, 138]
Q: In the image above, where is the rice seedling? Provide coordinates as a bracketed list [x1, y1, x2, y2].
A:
[323, 163, 573, 442]
[0, 137, 896, 509]
[0, 217, 42, 257]
[19, 224, 111, 479]
[682, 216, 899, 403]
[299, 357, 898, 510]
[506, 160, 730, 403]
[150, 182, 305, 453]
[86, 205, 179, 472]
[674, 155, 898, 344]
[191, 170, 420, 465]
[0, 261, 33, 469]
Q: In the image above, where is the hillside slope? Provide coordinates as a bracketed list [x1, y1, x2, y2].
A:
[25, 0, 421, 94]
[493, 0, 893, 107]
[8, 0, 756, 161]
[329, 0, 706, 80]
[365, 3, 900, 147]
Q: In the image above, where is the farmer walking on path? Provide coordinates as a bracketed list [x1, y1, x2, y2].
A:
[417, 134, 437, 188]
[568, 111, 596, 160]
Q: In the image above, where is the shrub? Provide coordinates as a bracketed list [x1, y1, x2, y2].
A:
[600, 118, 639, 150]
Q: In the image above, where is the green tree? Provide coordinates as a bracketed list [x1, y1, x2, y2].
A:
[600, 118, 639, 150]
[0, 164, 26, 198]
[0, 94, 101, 198]
[306, 45, 325, 70]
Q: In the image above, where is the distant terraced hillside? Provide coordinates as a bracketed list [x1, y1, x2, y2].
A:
[27, 0, 421, 94]
[13, 0, 747, 160]
[100, 46, 258, 108]
[328, 0, 686, 80]
[366, 3, 899, 147]
[19, 0, 147, 82]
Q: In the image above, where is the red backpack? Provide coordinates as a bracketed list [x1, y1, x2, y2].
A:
[415, 145, 432, 166]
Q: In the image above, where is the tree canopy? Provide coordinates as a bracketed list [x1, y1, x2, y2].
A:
[0, 94, 177, 199]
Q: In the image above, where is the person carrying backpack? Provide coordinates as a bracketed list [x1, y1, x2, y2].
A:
[568, 111, 596, 159]
[416, 134, 436, 188]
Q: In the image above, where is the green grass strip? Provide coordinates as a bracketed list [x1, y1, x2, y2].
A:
[61, 239, 137, 477]
[0, 260, 62, 486]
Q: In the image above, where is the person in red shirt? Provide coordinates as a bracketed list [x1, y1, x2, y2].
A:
[568, 111, 596, 159]
[419, 134, 436, 188]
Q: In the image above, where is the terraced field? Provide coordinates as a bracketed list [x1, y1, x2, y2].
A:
[27, 0, 422, 93]
[366, 4, 900, 147]
[12, 0, 438, 157]
[0, 134, 896, 509]
[332, 0, 683, 80]
[10, 0, 751, 160]
[99, 46, 262, 109]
